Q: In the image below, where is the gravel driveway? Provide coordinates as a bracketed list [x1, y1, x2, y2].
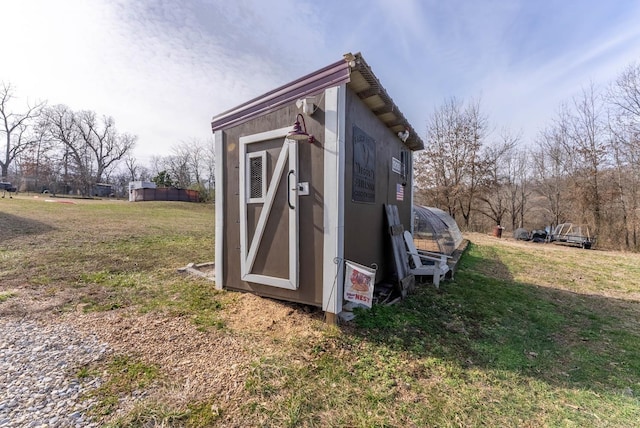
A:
[0, 318, 108, 428]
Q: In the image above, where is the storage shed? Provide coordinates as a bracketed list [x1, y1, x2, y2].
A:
[211, 52, 424, 322]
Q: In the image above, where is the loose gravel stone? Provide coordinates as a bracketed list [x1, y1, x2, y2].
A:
[0, 319, 109, 428]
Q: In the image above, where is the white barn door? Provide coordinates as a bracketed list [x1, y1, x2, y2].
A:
[239, 127, 299, 290]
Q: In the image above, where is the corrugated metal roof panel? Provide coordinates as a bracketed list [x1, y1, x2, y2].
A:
[377, 112, 397, 123]
[347, 70, 370, 92]
[349, 53, 424, 151]
[363, 95, 386, 110]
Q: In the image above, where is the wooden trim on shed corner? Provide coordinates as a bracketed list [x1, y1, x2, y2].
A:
[322, 84, 346, 315]
[214, 130, 224, 290]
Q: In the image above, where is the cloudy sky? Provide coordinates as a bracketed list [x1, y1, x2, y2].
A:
[3, 0, 640, 163]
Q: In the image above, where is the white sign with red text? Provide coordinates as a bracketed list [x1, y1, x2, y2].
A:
[344, 261, 376, 308]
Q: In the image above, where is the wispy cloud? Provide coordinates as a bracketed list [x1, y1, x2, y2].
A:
[2, 0, 640, 158]
[1, 0, 332, 159]
[472, 1, 640, 140]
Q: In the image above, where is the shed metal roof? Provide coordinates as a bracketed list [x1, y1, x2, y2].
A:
[211, 52, 424, 151]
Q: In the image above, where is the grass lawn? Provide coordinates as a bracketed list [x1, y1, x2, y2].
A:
[1, 196, 639, 427]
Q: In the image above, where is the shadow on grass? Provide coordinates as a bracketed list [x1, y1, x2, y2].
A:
[350, 242, 640, 396]
[0, 212, 56, 241]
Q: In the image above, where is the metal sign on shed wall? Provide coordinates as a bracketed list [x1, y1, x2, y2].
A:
[352, 125, 376, 203]
[392, 157, 402, 175]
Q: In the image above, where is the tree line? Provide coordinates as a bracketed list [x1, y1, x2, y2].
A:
[5, 59, 640, 250]
[0, 82, 214, 201]
[415, 60, 640, 251]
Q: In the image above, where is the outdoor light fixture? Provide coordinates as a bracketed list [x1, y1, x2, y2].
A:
[287, 113, 315, 143]
[296, 97, 316, 115]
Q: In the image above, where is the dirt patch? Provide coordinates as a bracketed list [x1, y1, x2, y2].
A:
[53, 291, 327, 424]
[0, 286, 78, 318]
[221, 292, 325, 342]
[67, 308, 253, 420]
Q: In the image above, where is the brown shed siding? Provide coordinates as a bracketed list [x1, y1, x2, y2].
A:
[342, 88, 413, 282]
[221, 99, 327, 306]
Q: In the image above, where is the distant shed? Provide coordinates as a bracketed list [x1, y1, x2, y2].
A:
[211, 52, 425, 322]
[129, 181, 198, 202]
[92, 183, 114, 197]
[128, 181, 156, 202]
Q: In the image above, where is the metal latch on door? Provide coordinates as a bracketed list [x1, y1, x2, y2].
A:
[298, 182, 309, 195]
[287, 170, 309, 210]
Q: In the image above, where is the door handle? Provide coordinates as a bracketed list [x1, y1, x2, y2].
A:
[287, 169, 295, 210]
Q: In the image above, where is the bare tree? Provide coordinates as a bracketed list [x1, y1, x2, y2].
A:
[507, 147, 532, 229]
[42, 105, 136, 195]
[75, 110, 136, 184]
[532, 106, 573, 229]
[456, 99, 489, 228]
[0, 82, 46, 179]
[608, 123, 640, 249]
[124, 156, 140, 181]
[414, 97, 488, 228]
[41, 105, 80, 193]
[608, 61, 640, 120]
[566, 84, 609, 235]
[415, 98, 465, 217]
[123, 155, 151, 182]
[166, 144, 192, 188]
[165, 139, 213, 188]
[13, 117, 57, 192]
[148, 155, 165, 179]
[203, 137, 216, 197]
[476, 130, 520, 227]
[188, 139, 205, 185]
[607, 62, 640, 249]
